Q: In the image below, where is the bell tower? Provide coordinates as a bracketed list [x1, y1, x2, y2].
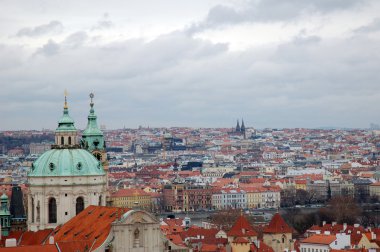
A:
[54, 90, 78, 148]
[81, 93, 108, 172]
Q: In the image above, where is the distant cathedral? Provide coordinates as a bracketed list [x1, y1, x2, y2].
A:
[230, 118, 246, 139]
[27, 93, 108, 231]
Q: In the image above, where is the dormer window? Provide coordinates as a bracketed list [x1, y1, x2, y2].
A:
[77, 162, 82, 170]
[49, 163, 55, 171]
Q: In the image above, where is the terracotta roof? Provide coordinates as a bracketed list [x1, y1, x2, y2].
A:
[0, 244, 58, 252]
[233, 237, 249, 243]
[0, 231, 24, 246]
[227, 215, 258, 237]
[53, 205, 129, 251]
[166, 234, 185, 246]
[182, 226, 219, 239]
[201, 244, 220, 252]
[250, 240, 275, 252]
[301, 234, 336, 245]
[19, 229, 54, 246]
[263, 213, 293, 234]
[110, 188, 150, 197]
[162, 218, 184, 227]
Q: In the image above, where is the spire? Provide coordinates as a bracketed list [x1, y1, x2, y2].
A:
[55, 91, 77, 147]
[82, 93, 105, 152]
[64, 89, 68, 109]
[83, 93, 102, 136]
[236, 119, 241, 132]
[56, 91, 76, 133]
[241, 118, 245, 132]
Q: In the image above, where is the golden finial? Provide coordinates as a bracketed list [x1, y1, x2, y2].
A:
[64, 89, 68, 109]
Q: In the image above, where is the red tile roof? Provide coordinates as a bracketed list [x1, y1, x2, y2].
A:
[227, 215, 258, 238]
[0, 244, 58, 252]
[0, 231, 24, 247]
[250, 240, 275, 252]
[182, 226, 219, 239]
[233, 237, 249, 243]
[56, 240, 95, 252]
[301, 234, 336, 245]
[110, 188, 150, 197]
[263, 213, 293, 234]
[19, 229, 54, 246]
[201, 244, 220, 252]
[53, 205, 129, 251]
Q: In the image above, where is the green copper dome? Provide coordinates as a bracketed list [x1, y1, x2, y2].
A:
[29, 149, 105, 177]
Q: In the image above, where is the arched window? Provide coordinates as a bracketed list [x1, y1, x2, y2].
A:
[68, 137, 71, 145]
[76, 197, 84, 215]
[282, 234, 286, 243]
[48, 198, 57, 223]
[98, 195, 102, 206]
[61, 136, 64, 145]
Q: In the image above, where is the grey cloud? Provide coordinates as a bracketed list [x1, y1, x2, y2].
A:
[16, 21, 63, 37]
[35, 39, 60, 56]
[91, 13, 114, 30]
[188, 0, 366, 33]
[354, 19, 380, 33]
[63, 31, 88, 47]
[1, 27, 380, 130]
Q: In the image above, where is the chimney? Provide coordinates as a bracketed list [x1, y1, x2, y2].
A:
[332, 222, 337, 226]
[49, 236, 55, 244]
[372, 231, 376, 240]
[354, 224, 360, 228]
[343, 223, 347, 231]
[322, 221, 326, 226]
[5, 238, 17, 247]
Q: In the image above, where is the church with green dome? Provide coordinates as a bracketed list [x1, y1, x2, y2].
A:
[27, 93, 108, 231]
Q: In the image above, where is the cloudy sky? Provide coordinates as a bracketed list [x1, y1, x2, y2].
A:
[1, 0, 380, 130]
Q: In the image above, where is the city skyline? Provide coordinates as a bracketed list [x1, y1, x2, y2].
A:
[1, 0, 380, 130]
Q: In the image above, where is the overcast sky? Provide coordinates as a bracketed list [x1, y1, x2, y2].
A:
[1, 0, 380, 130]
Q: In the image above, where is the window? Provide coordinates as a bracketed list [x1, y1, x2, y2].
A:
[76, 197, 84, 215]
[31, 198, 34, 223]
[48, 198, 57, 223]
[68, 137, 71, 145]
[61, 136, 64, 145]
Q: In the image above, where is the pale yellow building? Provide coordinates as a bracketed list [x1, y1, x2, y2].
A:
[245, 186, 281, 209]
[111, 188, 152, 210]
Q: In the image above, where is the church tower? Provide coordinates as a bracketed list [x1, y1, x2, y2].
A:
[236, 119, 241, 132]
[241, 118, 246, 139]
[27, 93, 107, 231]
[81, 93, 108, 173]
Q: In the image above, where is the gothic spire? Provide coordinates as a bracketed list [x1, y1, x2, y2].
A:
[236, 119, 241, 132]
